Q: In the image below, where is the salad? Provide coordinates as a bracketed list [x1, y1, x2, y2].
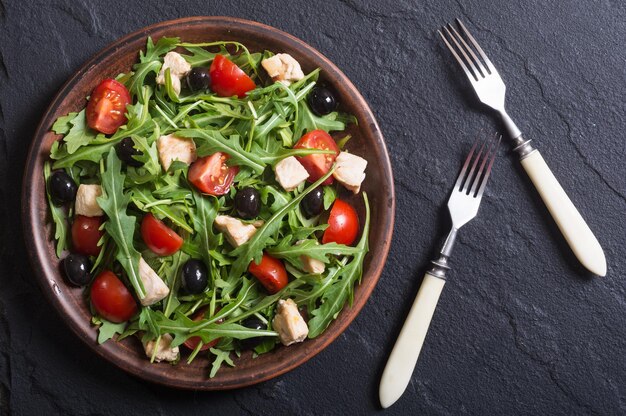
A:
[44, 37, 370, 377]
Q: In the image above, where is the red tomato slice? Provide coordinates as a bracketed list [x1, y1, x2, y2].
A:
[294, 130, 339, 185]
[188, 152, 239, 196]
[209, 54, 256, 98]
[71, 215, 104, 256]
[90, 270, 138, 323]
[140, 213, 183, 256]
[86, 79, 131, 135]
[183, 308, 222, 352]
[248, 253, 288, 294]
[322, 199, 359, 246]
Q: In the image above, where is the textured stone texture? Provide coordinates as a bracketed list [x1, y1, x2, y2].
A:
[1, 0, 625, 414]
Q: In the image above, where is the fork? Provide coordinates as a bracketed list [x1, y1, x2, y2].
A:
[379, 134, 500, 409]
[439, 19, 606, 276]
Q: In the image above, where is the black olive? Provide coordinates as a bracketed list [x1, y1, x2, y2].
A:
[234, 187, 261, 220]
[301, 187, 324, 218]
[186, 67, 211, 92]
[181, 259, 208, 294]
[239, 317, 268, 350]
[49, 170, 78, 204]
[115, 137, 143, 167]
[62, 253, 92, 286]
[307, 86, 337, 116]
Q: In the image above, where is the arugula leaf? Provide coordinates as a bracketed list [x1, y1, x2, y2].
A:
[95, 318, 127, 344]
[323, 185, 337, 210]
[52, 112, 78, 135]
[191, 192, 219, 268]
[267, 238, 361, 270]
[178, 129, 265, 174]
[209, 348, 235, 378]
[307, 193, 370, 338]
[131, 186, 193, 233]
[62, 109, 98, 154]
[43, 162, 69, 257]
[229, 168, 335, 280]
[128, 37, 179, 96]
[97, 149, 146, 299]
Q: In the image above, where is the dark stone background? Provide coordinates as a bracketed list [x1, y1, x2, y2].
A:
[1, 0, 624, 414]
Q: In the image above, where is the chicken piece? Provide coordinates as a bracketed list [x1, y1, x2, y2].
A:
[143, 333, 179, 363]
[296, 240, 325, 274]
[274, 156, 309, 191]
[138, 257, 170, 306]
[214, 215, 259, 247]
[74, 184, 104, 217]
[272, 299, 309, 346]
[157, 134, 197, 171]
[261, 54, 305, 86]
[333, 151, 367, 194]
[156, 51, 191, 95]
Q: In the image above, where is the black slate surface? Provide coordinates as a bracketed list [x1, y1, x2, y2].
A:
[1, 0, 625, 414]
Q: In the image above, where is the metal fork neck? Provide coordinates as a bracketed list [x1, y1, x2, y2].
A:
[498, 110, 536, 160]
[428, 227, 458, 279]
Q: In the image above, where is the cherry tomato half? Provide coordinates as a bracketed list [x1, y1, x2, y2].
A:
[71, 215, 104, 256]
[141, 213, 183, 256]
[209, 54, 256, 98]
[188, 152, 239, 196]
[322, 199, 359, 246]
[86, 79, 131, 135]
[294, 130, 339, 185]
[248, 253, 288, 294]
[183, 308, 223, 352]
[90, 270, 138, 323]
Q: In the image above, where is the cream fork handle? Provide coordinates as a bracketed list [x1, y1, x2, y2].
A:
[379, 273, 446, 409]
[521, 151, 606, 276]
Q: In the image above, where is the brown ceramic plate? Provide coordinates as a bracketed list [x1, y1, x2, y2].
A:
[22, 16, 394, 390]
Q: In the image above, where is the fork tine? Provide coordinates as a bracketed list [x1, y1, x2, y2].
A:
[453, 136, 479, 191]
[443, 24, 481, 81]
[476, 134, 501, 197]
[461, 135, 488, 194]
[438, 29, 476, 84]
[455, 18, 496, 74]
[470, 133, 498, 196]
[447, 24, 487, 78]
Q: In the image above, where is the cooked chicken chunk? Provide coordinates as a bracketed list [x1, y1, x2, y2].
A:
[138, 257, 170, 306]
[272, 298, 309, 346]
[261, 54, 305, 86]
[214, 215, 260, 247]
[75, 184, 104, 217]
[143, 333, 179, 363]
[156, 51, 191, 95]
[333, 151, 367, 194]
[274, 156, 309, 191]
[157, 134, 197, 171]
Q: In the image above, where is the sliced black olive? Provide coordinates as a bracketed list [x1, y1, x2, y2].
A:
[234, 187, 261, 220]
[308, 86, 337, 116]
[115, 137, 143, 167]
[239, 317, 268, 350]
[181, 259, 208, 295]
[62, 253, 92, 286]
[301, 187, 324, 218]
[49, 170, 78, 205]
[186, 67, 211, 92]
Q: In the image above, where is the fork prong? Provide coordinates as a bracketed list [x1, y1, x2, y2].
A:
[447, 24, 487, 78]
[453, 136, 480, 191]
[461, 135, 487, 194]
[443, 24, 481, 81]
[470, 133, 499, 196]
[438, 29, 476, 84]
[476, 135, 501, 198]
[455, 18, 496, 74]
